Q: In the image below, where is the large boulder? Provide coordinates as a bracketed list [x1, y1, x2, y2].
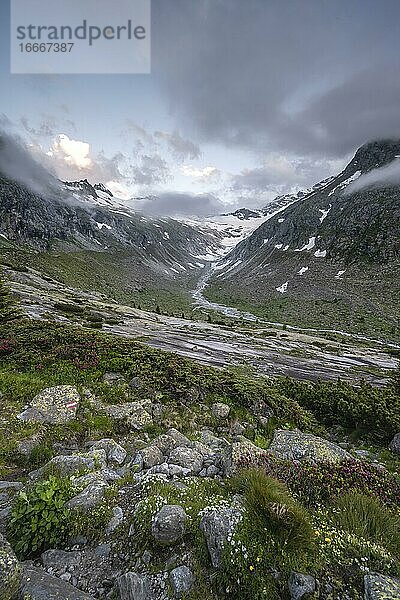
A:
[17, 386, 80, 424]
[17, 563, 95, 599]
[168, 447, 203, 474]
[151, 505, 187, 544]
[200, 507, 242, 568]
[288, 571, 316, 600]
[0, 533, 21, 600]
[269, 429, 353, 464]
[170, 566, 195, 598]
[166, 429, 191, 447]
[364, 573, 400, 599]
[151, 434, 179, 455]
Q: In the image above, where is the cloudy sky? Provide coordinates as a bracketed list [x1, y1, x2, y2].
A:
[1, 0, 400, 215]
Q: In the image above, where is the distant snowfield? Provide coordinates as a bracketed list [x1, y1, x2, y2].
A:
[182, 213, 269, 258]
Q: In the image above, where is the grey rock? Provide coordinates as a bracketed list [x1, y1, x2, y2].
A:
[100, 400, 153, 430]
[288, 571, 316, 600]
[129, 376, 145, 390]
[221, 439, 266, 476]
[91, 438, 127, 466]
[0, 482, 23, 492]
[72, 472, 105, 489]
[17, 563, 95, 599]
[206, 465, 219, 477]
[29, 454, 98, 480]
[0, 533, 21, 600]
[99, 467, 122, 483]
[230, 421, 246, 436]
[166, 429, 191, 447]
[17, 386, 80, 424]
[117, 571, 167, 600]
[17, 435, 43, 456]
[200, 507, 242, 568]
[201, 430, 230, 451]
[93, 543, 111, 558]
[41, 549, 82, 570]
[364, 573, 400, 599]
[190, 441, 213, 457]
[66, 481, 108, 513]
[139, 445, 164, 469]
[103, 372, 125, 385]
[151, 434, 178, 455]
[389, 433, 400, 454]
[170, 566, 195, 598]
[52, 441, 79, 456]
[167, 464, 191, 477]
[147, 463, 170, 476]
[269, 429, 353, 464]
[130, 453, 144, 472]
[106, 506, 124, 534]
[151, 505, 187, 544]
[211, 402, 230, 419]
[168, 447, 203, 474]
[0, 481, 23, 533]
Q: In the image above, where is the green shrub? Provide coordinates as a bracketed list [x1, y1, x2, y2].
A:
[275, 377, 400, 441]
[9, 476, 73, 558]
[254, 455, 400, 508]
[332, 491, 400, 556]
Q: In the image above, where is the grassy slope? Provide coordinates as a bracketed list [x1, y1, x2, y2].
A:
[0, 239, 198, 315]
[206, 260, 400, 342]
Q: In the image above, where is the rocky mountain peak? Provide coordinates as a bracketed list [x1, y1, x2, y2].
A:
[94, 182, 113, 197]
[345, 138, 400, 175]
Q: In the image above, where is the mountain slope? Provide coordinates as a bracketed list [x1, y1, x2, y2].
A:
[206, 140, 400, 340]
[0, 173, 223, 313]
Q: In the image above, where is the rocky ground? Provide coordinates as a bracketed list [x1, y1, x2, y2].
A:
[0, 312, 399, 599]
[0, 272, 399, 599]
[1, 381, 400, 600]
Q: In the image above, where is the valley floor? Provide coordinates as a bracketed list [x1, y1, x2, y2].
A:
[4, 265, 398, 387]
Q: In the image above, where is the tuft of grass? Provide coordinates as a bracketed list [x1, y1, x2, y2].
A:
[233, 468, 315, 553]
[333, 491, 400, 556]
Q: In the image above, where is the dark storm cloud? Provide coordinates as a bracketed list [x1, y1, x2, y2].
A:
[133, 191, 225, 217]
[153, 0, 400, 157]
